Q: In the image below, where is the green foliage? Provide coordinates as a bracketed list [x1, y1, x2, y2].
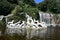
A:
[0, 0, 15, 16]
[38, 2, 47, 12]
[23, 0, 36, 6]
[8, 12, 26, 22]
[11, 5, 20, 14]
[0, 21, 4, 28]
[23, 4, 38, 15]
[10, 0, 38, 20]
[7, 0, 18, 4]
[0, 20, 6, 34]
[38, 0, 60, 14]
[0, 0, 39, 20]
[0, 33, 27, 40]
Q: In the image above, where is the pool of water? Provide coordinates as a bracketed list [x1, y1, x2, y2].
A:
[0, 26, 60, 40]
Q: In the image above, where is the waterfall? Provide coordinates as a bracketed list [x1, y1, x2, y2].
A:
[39, 12, 50, 24]
[39, 11, 56, 26]
[39, 12, 43, 22]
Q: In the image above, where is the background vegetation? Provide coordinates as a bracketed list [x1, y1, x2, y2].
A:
[0, 0, 60, 25]
[0, 0, 60, 30]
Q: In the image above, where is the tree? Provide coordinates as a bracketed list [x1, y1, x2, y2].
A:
[38, 0, 60, 14]
[0, 0, 15, 16]
[38, 2, 47, 12]
[7, 0, 18, 4]
[11, 0, 38, 20]
[23, 0, 36, 6]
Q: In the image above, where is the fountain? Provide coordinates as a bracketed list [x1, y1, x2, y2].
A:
[25, 14, 47, 39]
[5, 13, 48, 39]
[4, 13, 57, 39]
[0, 12, 60, 40]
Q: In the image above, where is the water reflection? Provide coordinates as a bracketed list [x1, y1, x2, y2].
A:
[0, 26, 60, 40]
[5, 26, 59, 39]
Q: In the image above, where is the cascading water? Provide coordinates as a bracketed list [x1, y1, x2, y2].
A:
[4, 14, 47, 39]
[1, 13, 56, 39]
[39, 11, 56, 26]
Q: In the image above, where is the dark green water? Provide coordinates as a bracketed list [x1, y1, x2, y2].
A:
[0, 26, 60, 40]
[45, 26, 60, 40]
